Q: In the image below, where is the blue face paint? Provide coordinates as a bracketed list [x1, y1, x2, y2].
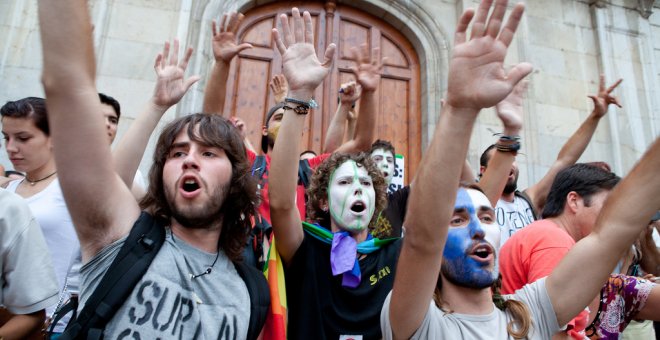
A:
[441, 188, 498, 289]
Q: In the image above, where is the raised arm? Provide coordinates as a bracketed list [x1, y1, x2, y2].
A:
[269, 8, 336, 264]
[525, 75, 622, 212]
[547, 137, 660, 326]
[202, 12, 252, 114]
[39, 0, 140, 261]
[323, 81, 361, 153]
[113, 40, 199, 190]
[334, 45, 383, 154]
[479, 81, 526, 206]
[389, 1, 531, 338]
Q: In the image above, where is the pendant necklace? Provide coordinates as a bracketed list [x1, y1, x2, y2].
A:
[25, 171, 57, 186]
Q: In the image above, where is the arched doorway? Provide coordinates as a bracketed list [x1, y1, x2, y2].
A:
[222, 1, 421, 183]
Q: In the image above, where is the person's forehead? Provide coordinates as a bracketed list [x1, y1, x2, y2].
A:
[100, 103, 118, 117]
[268, 108, 285, 124]
[455, 188, 492, 211]
[1, 116, 35, 132]
[371, 148, 393, 158]
[333, 160, 369, 178]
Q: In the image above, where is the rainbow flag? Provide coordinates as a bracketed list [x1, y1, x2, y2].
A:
[262, 235, 287, 340]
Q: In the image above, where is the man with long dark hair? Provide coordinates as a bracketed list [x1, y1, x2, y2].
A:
[38, 1, 263, 338]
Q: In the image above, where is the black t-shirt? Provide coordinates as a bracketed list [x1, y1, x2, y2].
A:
[372, 185, 410, 239]
[285, 231, 402, 340]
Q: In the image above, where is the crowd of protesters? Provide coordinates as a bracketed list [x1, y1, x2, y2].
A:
[0, 0, 658, 339]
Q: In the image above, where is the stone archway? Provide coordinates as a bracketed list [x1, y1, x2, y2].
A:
[184, 0, 450, 151]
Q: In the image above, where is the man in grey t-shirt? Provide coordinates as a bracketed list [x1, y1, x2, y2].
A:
[38, 4, 265, 338]
[381, 0, 660, 339]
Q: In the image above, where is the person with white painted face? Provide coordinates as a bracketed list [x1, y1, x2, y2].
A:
[368, 140, 409, 239]
[268, 8, 401, 339]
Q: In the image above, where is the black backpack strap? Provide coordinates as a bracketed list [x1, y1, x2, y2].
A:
[298, 159, 313, 188]
[47, 295, 78, 336]
[234, 261, 271, 340]
[58, 212, 166, 340]
[515, 190, 538, 220]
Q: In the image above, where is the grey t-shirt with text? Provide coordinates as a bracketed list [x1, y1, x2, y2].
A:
[79, 228, 250, 339]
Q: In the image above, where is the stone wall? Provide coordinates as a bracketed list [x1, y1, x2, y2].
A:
[0, 0, 658, 187]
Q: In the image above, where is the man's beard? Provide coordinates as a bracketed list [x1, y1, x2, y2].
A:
[440, 258, 498, 290]
[503, 176, 518, 194]
[267, 126, 279, 150]
[166, 179, 229, 229]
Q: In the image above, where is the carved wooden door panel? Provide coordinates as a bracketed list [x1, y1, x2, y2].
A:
[224, 1, 420, 183]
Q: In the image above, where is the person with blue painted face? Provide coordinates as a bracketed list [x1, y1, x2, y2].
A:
[381, 0, 660, 339]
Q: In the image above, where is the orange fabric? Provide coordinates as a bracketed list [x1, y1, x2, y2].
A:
[499, 219, 587, 339]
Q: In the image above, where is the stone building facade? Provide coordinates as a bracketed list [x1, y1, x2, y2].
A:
[1, 0, 658, 187]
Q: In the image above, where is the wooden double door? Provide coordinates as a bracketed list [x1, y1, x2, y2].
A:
[223, 1, 421, 183]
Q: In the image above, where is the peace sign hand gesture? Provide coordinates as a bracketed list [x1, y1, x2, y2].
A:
[588, 75, 623, 118]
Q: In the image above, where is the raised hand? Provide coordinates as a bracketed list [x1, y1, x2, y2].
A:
[339, 81, 361, 104]
[446, 0, 532, 110]
[270, 74, 289, 103]
[272, 8, 336, 96]
[349, 44, 385, 92]
[495, 80, 528, 133]
[212, 12, 253, 63]
[152, 40, 200, 109]
[588, 74, 622, 118]
[230, 116, 248, 139]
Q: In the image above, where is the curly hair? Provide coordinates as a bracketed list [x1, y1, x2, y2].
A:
[306, 152, 387, 231]
[139, 113, 258, 261]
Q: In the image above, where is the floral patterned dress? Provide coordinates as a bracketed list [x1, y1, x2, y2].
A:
[586, 274, 655, 339]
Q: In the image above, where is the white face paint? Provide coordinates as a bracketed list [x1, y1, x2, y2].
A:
[328, 160, 376, 233]
[370, 148, 394, 185]
[466, 189, 500, 251]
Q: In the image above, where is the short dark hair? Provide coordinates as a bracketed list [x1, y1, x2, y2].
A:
[262, 103, 287, 153]
[0, 97, 49, 135]
[139, 113, 258, 261]
[541, 163, 620, 219]
[370, 139, 396, 157]
[99, 93, 121, 120]
[480, 144, 497, 168]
